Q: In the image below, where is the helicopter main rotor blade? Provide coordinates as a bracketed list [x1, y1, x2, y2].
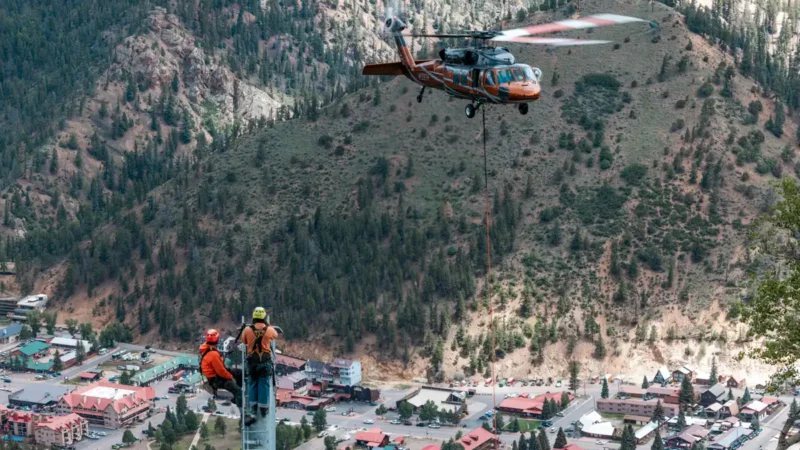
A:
[403, 33, 478, 38]
[490, 36, 612, 46]
[499, 14, 650, 38]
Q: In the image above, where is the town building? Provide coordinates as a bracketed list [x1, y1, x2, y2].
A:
[277, 372, 309, 392]
[78, 371, 103, 382]
[672, 366, 695, 383]
[727, 376, 746, 388]
[33, 413, 89, 448]
[581, 421, 616, 439]
[57, 381, 156, 428]
[326, 359, 362, 386]
[695, 372, 714, 386]
[402, 386, 467, 414]
[17, 294, 48, 311]
[49, 337, 92, 353]
[646, 386, 680, 404]
[16, 341, 49, 358]
[740, 400, 769, 421]
[624, 415, 652, 426]
[0, 296, 20, 317]
[653, 367, 672, 384]
[596, 398, 679, 417]
[579, 411, 603, 430]
[709, 427, 753, 450]
[455, 427, 499, 450]
[355, 428, 390, 449]
[619, 386, 647, 398]
[721, 400, 739, 419]
[497, 392, 573, 418]
[700, 384, 727, 407]
[131, 354, 198, 386]
[275, 354, 307, 376]
[667, 416, 709, 429]
[306, 360, 327, 382]
[666, 424, 710, 448]
[0, 324, 23, 344]
[705, 403, 723, 418]
[554, 445, 582, 450]
[634, 422, 660, 444]
[9, 385, 74, 409]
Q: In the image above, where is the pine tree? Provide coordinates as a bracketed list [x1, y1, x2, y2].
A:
[620, 424, 636, 450]
[709, 357, 718, 384]
[49, 148, 58, 174]
[751, 412, 760, 430]
[651, 429, 664, 450]
[677, 410, 687, 429]
[679, 377, 695, 407]
[554, 428, 567, 448]
[742, 387, 751, 404]
[569, 361, 580, 392]
[652, 400, 665, 425]
[727, 388, 734, 401]
[561, 392, 570, 409]
[529, 430, 539, 450]
[601, 378, 609, 399]
[642, 376, 650, 389]
[538, 429, 551, 450]
[594, 336, 606, 359]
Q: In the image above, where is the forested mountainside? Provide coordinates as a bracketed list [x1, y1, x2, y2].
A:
[2, 0, 800, 379]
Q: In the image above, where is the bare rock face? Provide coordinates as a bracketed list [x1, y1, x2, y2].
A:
[108, 7, 282, 128]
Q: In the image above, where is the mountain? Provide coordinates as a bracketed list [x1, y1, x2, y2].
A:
[0, 0, 796, 381]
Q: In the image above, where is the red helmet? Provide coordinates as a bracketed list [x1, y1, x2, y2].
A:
[206, 329, 219, 344]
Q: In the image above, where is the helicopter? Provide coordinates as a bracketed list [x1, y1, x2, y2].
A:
[362, 13, 656, 118]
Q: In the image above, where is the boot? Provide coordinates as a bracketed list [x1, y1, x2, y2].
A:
[260, 407, 268, 418]
[251, 404, 258, 416]
[245, 414, 258, 427]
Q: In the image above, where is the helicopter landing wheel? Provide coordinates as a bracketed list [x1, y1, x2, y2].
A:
[518, 103, 529, 115]
[465, 103, 477, 119]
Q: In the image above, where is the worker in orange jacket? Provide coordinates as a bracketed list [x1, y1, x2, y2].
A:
[200, 329, 256, 426]
[241, 307, 279, 418]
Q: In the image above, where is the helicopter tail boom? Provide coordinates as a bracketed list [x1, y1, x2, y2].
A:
[362, 62, 406, 76]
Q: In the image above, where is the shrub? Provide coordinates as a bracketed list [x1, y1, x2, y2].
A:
[333, 145, 345, 156]
[553, 89, 564, 99]
[318, 135, 333, 149]
[620, 164, 648, 185]
[675, 99, 686, 109]
[697, 81, 714, 98]
[670, 118, 685, 132]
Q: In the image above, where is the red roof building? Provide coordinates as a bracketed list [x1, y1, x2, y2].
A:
[355, 428, 390, 449]
[457, 427, 500, 450]
[34, 413, 89, 448]
[421, 446, 441, 450]
[78, 372, 102, 382]
[554, 445, 583, 450]
[497, 392, 574, 417]
[56, 380, 155, 429]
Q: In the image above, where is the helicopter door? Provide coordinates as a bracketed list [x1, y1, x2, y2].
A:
[472, 69, 481, 89]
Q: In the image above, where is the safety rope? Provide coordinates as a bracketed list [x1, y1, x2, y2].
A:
[482, 106, 498, 447]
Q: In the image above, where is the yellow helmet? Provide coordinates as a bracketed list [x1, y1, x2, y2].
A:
[253, 307, 267, 320]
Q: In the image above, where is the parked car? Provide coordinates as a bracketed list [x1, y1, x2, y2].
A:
[390, 420, 401, 425]
[364, 420, 374, 424]
[403, 421, 413, 426]
[556, 412, 565, 417]
[549, 428, 556, 433]
[416, 423, 426, 427]
[325, 407, 336, 412]
[429, 423, 441, 429]
[215, 411, 225, 416]
[596, 441, 604, 445]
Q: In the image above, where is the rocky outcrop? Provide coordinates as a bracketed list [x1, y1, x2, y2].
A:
[109, 7, 281, 127]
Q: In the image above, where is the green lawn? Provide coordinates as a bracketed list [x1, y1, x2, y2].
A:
[174, 418, 241, 450]
[599, 412, 626, 421]
[503, 418, 542, 433]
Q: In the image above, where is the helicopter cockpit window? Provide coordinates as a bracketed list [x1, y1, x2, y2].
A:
[497, 69, 513, 85]
[511, 69, 525, 82]
[485, 71, 496, 86]
[523, 67, 536, 81]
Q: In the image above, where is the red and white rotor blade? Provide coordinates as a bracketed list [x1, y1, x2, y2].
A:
[498, 14, 649, 38]
[490, 36, 611, 46]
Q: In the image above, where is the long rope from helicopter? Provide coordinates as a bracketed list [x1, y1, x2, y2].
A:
[482, 106, 498, 447]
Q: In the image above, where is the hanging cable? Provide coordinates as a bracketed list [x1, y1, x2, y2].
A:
[482, 106, 498, 446]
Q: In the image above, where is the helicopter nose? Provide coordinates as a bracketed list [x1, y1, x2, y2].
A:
[526, 82, 541, 100]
